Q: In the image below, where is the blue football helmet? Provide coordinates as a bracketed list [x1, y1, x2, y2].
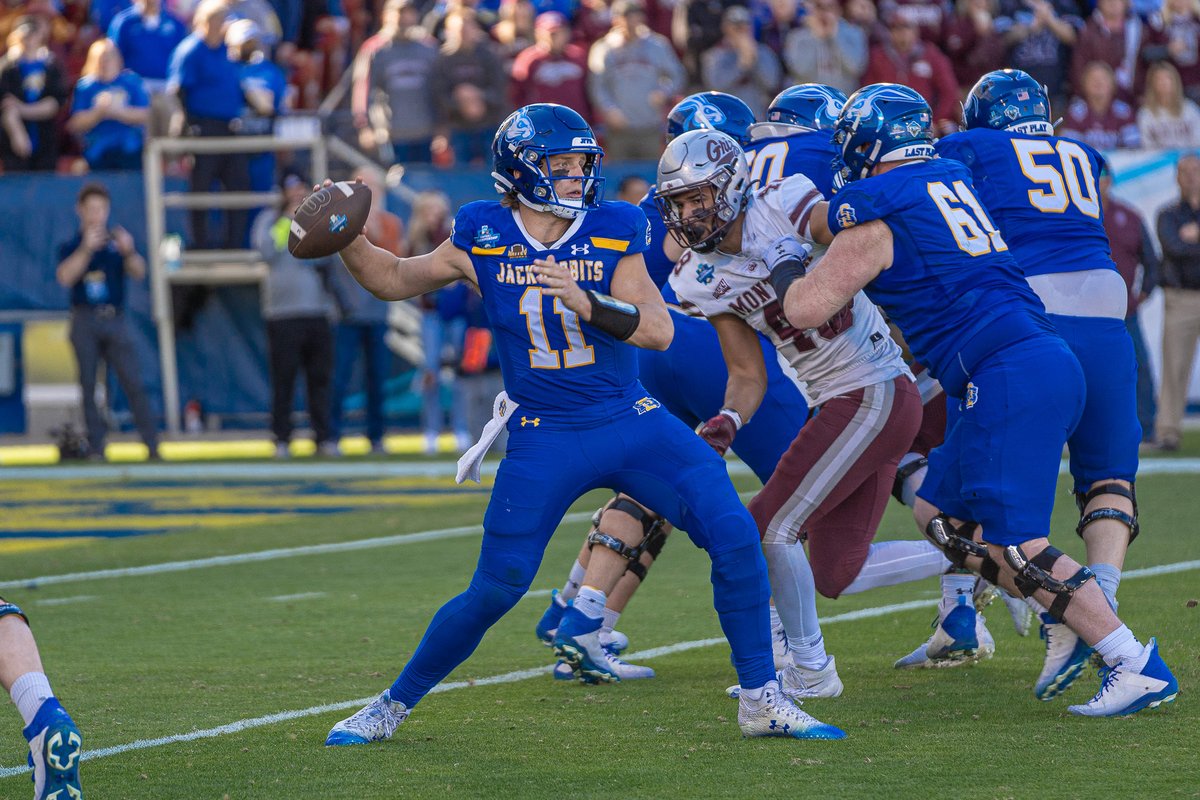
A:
[962, 69, 1053, 136]
[764, 84, 848, 132]
[833, 83, 935, 184]
[666, 92, 756, 147]
[491, 104, 604, 219]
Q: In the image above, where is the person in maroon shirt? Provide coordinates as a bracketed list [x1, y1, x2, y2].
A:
[862, 10, 960, 132]
[1144, 0, 1200, 105]
[1071, 0, 1146, 104]
[509, 12, 592, 117]
[1101, 166, 1160, 441]
[877, 0, 950, 43]
[942, 0, 1007, 89]
[1060, 60, 1142, 150]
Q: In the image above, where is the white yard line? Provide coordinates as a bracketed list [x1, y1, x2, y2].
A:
[30, 595, 96, 607]
[268, 592, 327, 603]
[1, 557, 1196, 778]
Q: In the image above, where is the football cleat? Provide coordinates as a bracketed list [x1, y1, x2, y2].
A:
[325, 690, 409, 746]
[23, 698, 82, 800]
[1068, 639, 1179, 717]
[1034, 613, 1094, 700]
[535, 589, 567, 646]
[727, 656, 844, 701]
[738, 680, 846, 740]
[599, 628, 629, 654]
[553, 628, 654, 683]
[552, 660, 576, 680]
[894, 598, 994, 668]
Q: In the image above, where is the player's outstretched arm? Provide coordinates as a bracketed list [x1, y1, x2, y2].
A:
[339, 235, 475, 301]
[780, 219, 892, 330]
[710, 313, 768, 422]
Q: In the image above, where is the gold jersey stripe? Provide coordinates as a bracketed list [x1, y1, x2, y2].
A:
[471, 245, 507, 255]
[589, 237, 629, 252]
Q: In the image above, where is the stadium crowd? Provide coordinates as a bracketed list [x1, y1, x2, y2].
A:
[7, 0, 1200, 173]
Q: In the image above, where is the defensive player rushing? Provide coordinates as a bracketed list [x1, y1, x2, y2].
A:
[534, 92, 813, 680]
[0, 599, 84, 800]
[924, 69, 1144, 701]
[324, 103, 845, 742]
[771, 83, 1177, 717]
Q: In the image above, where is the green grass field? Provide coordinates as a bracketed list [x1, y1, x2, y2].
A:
[0, 456, 1197, 799]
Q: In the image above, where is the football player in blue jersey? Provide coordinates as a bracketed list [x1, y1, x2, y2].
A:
[744, 83, 846, 196]
[323, 103, 844, 743]
[535, 91, 815, 677]
[934, 68, 1146, 701]
[769, 83, 1177, 718]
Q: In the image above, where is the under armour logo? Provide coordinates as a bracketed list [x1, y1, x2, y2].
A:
[768, 719, 791, 733]
[521, 416, 540, 427]
[570, 243, 590, 256]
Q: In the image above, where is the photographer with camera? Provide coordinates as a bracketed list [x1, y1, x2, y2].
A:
[55, 183, 160, 462]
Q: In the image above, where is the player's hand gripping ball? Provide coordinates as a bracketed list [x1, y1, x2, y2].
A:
[287, 180, 372, 258]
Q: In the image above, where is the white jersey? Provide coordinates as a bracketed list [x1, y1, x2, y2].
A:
[668, 175, 911, 407]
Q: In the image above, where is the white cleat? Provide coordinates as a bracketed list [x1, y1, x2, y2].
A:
[1034, 613, 1093, 700]
[894, 600, 994, 669]
[1068, 639, 1179, 717]
[726, 656, 844, 700]
[738, 680, 846, 740]
[599, 629, 629, 654]
[325, 690, 410, 746]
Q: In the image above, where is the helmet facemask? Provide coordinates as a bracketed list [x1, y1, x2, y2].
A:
[655, 172, 743, 253]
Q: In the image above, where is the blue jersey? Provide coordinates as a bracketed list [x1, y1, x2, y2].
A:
[936, 128, 1115, 278]
[637, 189, 681, 304]
[745, 130, 839, 198]
[452, 200, 652, 423]
[827, 158, 1055, 396]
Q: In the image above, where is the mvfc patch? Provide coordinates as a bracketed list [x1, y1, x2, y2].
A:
[633, 397, 661, 415]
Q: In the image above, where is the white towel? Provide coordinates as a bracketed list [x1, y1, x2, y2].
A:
[455, 391, 518, 484]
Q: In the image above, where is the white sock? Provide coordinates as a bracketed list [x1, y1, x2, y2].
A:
[561, 560, 586, 601]
[573, 586, 607, 621]
[841, 540, 951, 595]
[601, 607, 620, 633]
[10, 672, 53, 728]
[939, 572, 977, 615]
[740, 684, 766, 702]
[762, 539, 826, 669]
[1095, 624, 1145, 668]
[896, 452, 927, 508]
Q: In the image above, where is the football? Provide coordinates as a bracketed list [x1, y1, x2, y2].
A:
[287, 180, 372, 259]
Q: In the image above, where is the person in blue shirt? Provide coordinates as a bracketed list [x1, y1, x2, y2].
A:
[167, 0, 251, 249]
[744, 83, 845, 197]
[937, 68, 1145, 702]
[769, 83, 1178, 719]
[67, 39, 149, 171]
[107, 0, 187, 93]
[322, 103, 845, 744]
[533, 91, 813, 677]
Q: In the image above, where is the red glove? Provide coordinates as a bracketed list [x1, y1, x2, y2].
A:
[696, 409, 742, 456]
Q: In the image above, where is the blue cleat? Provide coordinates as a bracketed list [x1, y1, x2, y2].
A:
[1033, 613, 1094, 700]
[325, 690, 409, 746]
[1068, 638, 1179, 717]
[553, 628, 654, 683]
[894, 597, 993, 668]
[535, 589, 567, 646]
[738, 681, 846, 740]
[23, 698, 82, 800]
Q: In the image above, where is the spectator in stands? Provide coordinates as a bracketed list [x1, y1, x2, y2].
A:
[66, 38, 149, 171]
[996, 0, 1081, 111]
[783, 0, 867, 94]
[616, 173, 649, 203]
[0, 16, 66, 171]
[943, 0, 1007, 89]
[753, 0, 804, 62]
[1100, 165, 1160, 442]
[107, 0, 187, 96]
[55, 182, 160, 460]
[0, 0, 75, 62]
[330, 166, 404, 456]
[431, 7, 507, 167]
[1139, 60, 1200, 147]
[1152, 153, 1200, 451]
[862, 10, 960, 134]
[878, 0, 949, 43]
[588, 0, 684, 161]
[700, 5, 780, 119]
[673, 0, 738, 83]
[255, 170, 339, 459]
[91, 0, 130, 34]
[1061, 60, 1142, 149]
[1072, 0, 1145, 104]
[351, 0, 437, 164]
[843, 0, 885, 43]
[510, 11, 590, 115]
[168, 0, 253, 249]
[492, 0, 536, 68]
[1144, 0, 1200, 104]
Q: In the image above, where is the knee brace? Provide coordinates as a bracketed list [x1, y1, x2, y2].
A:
[623, 525, 671, 583]
[924, 516, 1000, 584]
[892, 456, 927, 504]
[1075, 483, 1139, 542]
[1003, 544, 1095, 622]
[587, 496, 666, 562]
[0, 601, 29, 626]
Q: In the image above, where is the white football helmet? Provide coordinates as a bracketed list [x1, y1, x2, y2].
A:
[654, 129, 751, 253]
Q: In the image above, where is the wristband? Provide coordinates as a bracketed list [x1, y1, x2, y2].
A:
[718, 408, 743, 430]
[586, 290, 641, 340]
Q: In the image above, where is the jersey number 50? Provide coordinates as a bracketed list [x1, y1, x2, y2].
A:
[520, 287, 596, 369]
[1011, 138, 1100, 218]
[927, 180, 1009, 256]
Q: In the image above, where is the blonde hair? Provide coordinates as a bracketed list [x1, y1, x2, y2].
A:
[1143, 61, 1185, 116]
[81, 38, 122, 80]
